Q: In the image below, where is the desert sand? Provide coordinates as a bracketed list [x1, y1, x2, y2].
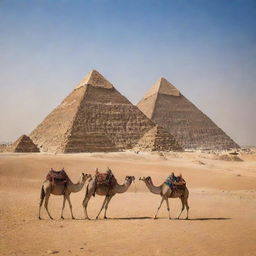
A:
[0, 151, 255, 256]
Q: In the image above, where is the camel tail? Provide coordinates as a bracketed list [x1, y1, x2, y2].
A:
[40, 185, 45, 200]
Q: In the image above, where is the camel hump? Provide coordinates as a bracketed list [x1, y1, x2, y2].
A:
[46, 169, 69, 185]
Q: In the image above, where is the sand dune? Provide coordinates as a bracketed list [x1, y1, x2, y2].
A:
[0, 151, 255, 256]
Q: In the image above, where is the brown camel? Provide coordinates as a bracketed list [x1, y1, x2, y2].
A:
[83, 169, 135, 220]
[139, 176, 189, 219]
[39, 172, 91, 220]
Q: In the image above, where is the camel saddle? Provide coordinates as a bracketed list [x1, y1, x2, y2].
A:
[46, 169, 69, 185]
[173, 183, 186, 190]
[95, 171, 116, 189]
[165, 179, 186, 191]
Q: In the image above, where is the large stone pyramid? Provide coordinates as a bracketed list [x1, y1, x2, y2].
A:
[30, 70, 181, 153]
[11, 135, 39, 152]
[137, 77, 240, 150]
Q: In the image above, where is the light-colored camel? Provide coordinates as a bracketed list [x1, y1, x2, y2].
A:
[39, 172, 91, 220]
[83, 171, 135, 220]
[139, 176, 189, 219]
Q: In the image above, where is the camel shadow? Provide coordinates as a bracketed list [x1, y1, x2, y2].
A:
[76, 217, 231, 221]
[179, 217, 231, 221]
[38, 217, 231, 221]
[108, 217, 232, 221]
[108, 216, 152, 220]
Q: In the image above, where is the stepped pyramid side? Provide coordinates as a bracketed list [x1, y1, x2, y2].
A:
[11, 135, 39, 152]
[137, 93, 158, 119]
[133, 125, 182, 152]
[64, 84, 158, 152]
[30, 86, 86, 152]
[138, 78, 240, 150]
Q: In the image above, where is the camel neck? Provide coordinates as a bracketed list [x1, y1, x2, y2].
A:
[145, 180, 162, 194]
[115, 180, 131, 193]
[68, 177, 85, 193]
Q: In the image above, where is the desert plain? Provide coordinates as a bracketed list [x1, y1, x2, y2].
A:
[0, 151, 255, 256]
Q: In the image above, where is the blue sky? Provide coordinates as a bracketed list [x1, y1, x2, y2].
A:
[0, 0, 256, 146]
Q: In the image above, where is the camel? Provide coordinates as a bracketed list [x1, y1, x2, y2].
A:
[39, 172, 91, 220]
[139, 176, 189, 219]
[83, 169, 135, 220]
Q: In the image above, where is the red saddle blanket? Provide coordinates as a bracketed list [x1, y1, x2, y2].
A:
[46, 169, 69, 185]
[95, 172, 116, 189]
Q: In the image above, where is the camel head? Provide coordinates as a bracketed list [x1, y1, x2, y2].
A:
[81, 173, 92, 183]
[139, 176, 151, 183]
[125, 176, 135, 184]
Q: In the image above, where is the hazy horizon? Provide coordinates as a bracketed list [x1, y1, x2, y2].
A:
[1, 0, 255, 146]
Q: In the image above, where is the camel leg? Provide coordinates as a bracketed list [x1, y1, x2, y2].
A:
[177, 197, 185, 219]
[39, 198, 44, 220]
[82, 191, 93, 220]
[165, 198, 171, 219]
[44, 193, 53, 220]
[96, 196, 108, 220]
[60, 195, 66, 219]
[66, 195, 75, 219]
[184, 197, 190, 220]
[83, 196, 91, 220]
[154, 197, 165, 219]
[104, 195, 113, 219]
[38, 188, 45, 220]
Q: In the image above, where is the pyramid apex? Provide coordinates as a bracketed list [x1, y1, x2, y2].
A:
[76, 70, 113, 89]
[143, 77, 180, 99]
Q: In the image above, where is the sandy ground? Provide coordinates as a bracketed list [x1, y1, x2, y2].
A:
[0, 151, 256, 256]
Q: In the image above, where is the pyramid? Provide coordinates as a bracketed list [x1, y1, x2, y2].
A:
[137, 77, 240, 150]
[11, 135, 39, 152]
[30, 70, 181, 153]
[133, 125, 182, 152]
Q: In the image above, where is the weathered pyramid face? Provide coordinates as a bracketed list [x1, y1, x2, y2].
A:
[11, 135, 39, 152]
[30, 70, 180, 153]
[137, 77, 239, 150]
[133, 125, 182, 152]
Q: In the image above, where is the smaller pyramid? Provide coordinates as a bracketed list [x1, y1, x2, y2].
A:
[138, 77, 240, 150]
[76, 70, 113, 89]
[11, 135, 39, 152]
[133, 125, 182, 152]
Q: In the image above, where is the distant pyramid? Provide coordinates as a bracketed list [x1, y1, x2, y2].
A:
[133, 125, 182, 152]
[30, 70, 181, 153]
[137, 77, 239, 150]
[11, 135, 39, 152]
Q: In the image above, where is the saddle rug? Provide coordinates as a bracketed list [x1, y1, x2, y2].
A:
[46, 169, 69, 185]
[165, 180, 186, 190]
[95, 172, 116, 189]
